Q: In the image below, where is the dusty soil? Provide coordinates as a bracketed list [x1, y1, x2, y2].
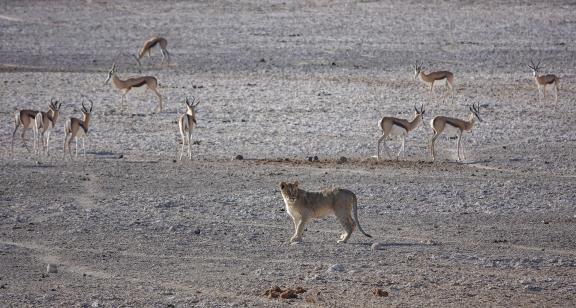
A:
[1, 0, 576, 307]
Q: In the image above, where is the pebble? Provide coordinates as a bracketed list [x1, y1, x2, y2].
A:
[337, 156, 347, 164]
[326, 263, 345, 273]
[46, 264, 58, 273]
[235, 155, 243, 160]
[304, 274, 320, 282]
[372, 288, 389, 297]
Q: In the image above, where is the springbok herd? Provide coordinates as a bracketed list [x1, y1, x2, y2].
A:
[10, 37, 561, 162]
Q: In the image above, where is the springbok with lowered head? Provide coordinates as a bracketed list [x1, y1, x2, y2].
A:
[178, 96, 200, 160]
[377, 104, 425, 160]
[528, 59, 560, 102]
[430, 103, 482, 162]
[414, 60, 455, 102]
[133, 36, 170, 69]
[33, 98, 62, 155]
[105, 63, 163, 113]
[63, 98, 93, 159]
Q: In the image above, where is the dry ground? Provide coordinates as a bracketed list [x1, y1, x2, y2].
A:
[1, 0, 575, 307]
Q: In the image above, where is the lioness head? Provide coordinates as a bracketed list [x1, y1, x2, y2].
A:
[279, 181, 299, 202]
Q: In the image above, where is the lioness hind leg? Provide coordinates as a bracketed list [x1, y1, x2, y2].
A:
[336, 213, 355, 244]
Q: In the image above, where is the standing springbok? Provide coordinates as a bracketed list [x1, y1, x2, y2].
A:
[11, 108, 39, 154]
[33, 98, 62, 155]
[528, 59, 560, 102]
[430, 103, 482, 162]
[133, 36, 170, 69]
[414, 61, 455, 102]
[377, 104, 425, 160]
[104, 63, 163, 113]
[63, 99, 93, 159]
[178, 96, 200, 160]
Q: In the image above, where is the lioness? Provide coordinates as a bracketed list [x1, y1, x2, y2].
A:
[279, 181, 372, 243]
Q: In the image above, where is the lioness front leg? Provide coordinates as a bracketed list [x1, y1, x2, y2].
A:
[290, 218, 306, 243]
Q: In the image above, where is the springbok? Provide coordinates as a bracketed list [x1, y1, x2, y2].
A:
[63, 99, 93, 159]
[133, 36, 170, 69]
[178, 96, 200, 160]
[430, 103, 482, 162]
[104, 63, 163, 113]
[11, 100, 55, 153]
[528, 59, 560, 102]
[33, 98, 62, 155]
[414, 60, 455, 102]
[377, 104, 425, 160]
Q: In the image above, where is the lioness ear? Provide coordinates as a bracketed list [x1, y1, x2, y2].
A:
[294, 181, 299, 187]
[280, 182, 286, 189]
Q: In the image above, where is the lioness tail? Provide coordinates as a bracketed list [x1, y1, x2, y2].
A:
[352, 194, 372, 238]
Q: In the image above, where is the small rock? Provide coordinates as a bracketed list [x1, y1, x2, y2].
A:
[280, 289, 297, 299]
[372, 288, 389, 297]
[168, 225, 180, 232]
[326, 264, 345, 273]
[193, 228, 201, 235]
[307, 156, 313, 162]
[118, 154, 124, 159]
[337, 156, 347, 164]
[235, 155, 243, 160]
[313, 156, 319, 161]
[293, 287, 306, 294]
[304, 274, 320, 282]
[371, 242, 386, 251]
[423, 239, 439, 245]
[47, 264, 57, 273]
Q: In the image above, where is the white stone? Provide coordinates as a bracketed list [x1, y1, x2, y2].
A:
[326, 264, 345, 273]
[47, 264, 58, 273]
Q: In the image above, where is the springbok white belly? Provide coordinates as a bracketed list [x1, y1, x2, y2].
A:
[387, 125, 407, 138]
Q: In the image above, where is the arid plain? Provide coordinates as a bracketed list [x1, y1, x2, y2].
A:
[1, 0, 575, 307]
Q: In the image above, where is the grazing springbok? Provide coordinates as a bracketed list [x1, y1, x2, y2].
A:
[104, 63, 163, 113]
[430, 103, 482, 162]
[377, 104, 425, 160]
[63, 99, 93, 159]
[528, 59, 560, 102]
[414, 60, 455, 102]
[33, 98, 62, 155]
[178, 96, 200, 160]
[133, 36, 170, 69]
